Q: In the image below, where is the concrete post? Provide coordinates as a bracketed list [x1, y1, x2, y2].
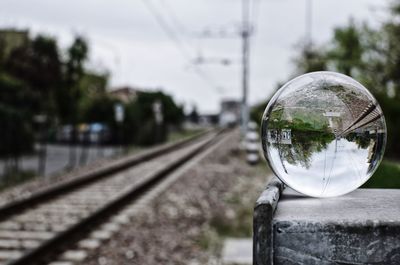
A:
[253, 183, 400, 265]
[253, 177, 284, 265]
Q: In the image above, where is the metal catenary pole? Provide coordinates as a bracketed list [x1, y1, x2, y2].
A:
[241, 0, 250, 135]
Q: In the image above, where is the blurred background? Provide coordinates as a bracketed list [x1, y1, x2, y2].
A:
[0, 0, 400, 264]
[1, 0, 399, 189]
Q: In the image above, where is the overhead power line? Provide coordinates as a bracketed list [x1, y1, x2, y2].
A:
[158, 0, 188, 36]
[140, 0, 223, 93]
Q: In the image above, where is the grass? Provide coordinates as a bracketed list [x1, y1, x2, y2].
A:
[127, 128, 205, 154]
[167, 128, 205, 143]
[0, 170, 36, 191]
[194, 150, 269, 261]
[362, 159, 400, 188]
[209, 207, 253, 238]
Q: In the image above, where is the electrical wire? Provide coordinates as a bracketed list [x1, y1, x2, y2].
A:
[141, 0, 223, 93]
[158, 0, 188, 36]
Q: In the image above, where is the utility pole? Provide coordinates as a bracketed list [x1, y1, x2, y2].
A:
[194, 0, 252, 133]
[241, 0, 251, 135]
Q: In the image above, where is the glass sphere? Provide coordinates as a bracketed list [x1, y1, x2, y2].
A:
[261, 71, 386, 197]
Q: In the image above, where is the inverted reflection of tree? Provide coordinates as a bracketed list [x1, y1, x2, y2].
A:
[292, 138, 313, 168]
[367, 131, 385, 173]
[272, 107, 289, 175]
[277, 130, 289, 174]
[273, 130, 334, 170]
[323, 146, 327, 186]
[345, 132, 370, 149]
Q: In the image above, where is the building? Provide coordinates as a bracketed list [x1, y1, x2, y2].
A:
[219, 99, 241, 127]
[108, 86, 138, 103]
[0, 29, 29, 59]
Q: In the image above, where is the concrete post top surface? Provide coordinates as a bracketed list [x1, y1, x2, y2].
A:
[274, 188, 400, 224]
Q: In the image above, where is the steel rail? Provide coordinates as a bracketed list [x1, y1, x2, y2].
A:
[1, 130, 226, 265]
[0, 129, 211, 221]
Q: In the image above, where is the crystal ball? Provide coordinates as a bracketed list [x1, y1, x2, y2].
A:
[261, 71, 386, 197]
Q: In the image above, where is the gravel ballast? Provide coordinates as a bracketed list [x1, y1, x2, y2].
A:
[83, 131, 271, 265]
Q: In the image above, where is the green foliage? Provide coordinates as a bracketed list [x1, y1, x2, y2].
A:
[4, 35, 62, 115]
[252, 5, 400, 160]
[0, 29, 185, 177]
[250, 100, 267, 125]
[250, 83, 282, 126]
[293, 45, 327, 74]
[327, 20, 364, 76]
[123, 91, 184, 146]
[168, 128, 204, 143]
[374, 93, 400, 157]
[0, 105, 34, 158]
[362, 160, 400, 188]
[0, 170, 36, 191]
[58, 36, 89, 124]
[79, 72, 108, 99]
[188, 106, 199, 123]
[135, 91, 184, 125]
[82, 90, 185, 146]
[0, 73, 34, 159]
[82, 94, 120, 125]
[65, 36, 88, 85]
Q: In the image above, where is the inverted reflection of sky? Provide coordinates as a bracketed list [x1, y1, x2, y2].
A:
[269, 138, 370, 197]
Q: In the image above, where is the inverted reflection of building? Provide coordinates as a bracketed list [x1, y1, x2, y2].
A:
[266, 129, 292, 174]
[267, 130, 277, 143]
[323, 111, 343, 134]
[267, 129, 292, 145]
[277, 131, 290, 174]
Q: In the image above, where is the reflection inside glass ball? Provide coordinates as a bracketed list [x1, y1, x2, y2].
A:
[261, 71, 386, 197]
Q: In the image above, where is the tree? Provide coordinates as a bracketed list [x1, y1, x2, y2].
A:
[61, 36, 89, 168]
[82, 94, 122, 143]
[5, 35, 62, 116]
[57, 36, 88, 124]
[368, 1, 400, 158]
[0, 74, 34, 172]
[293, 43, 327, 74]
[327, 20, 364, 77]
[292, 6, 400, 158]
[188, 105, 199, 124]
[123, 91, 184, 146]
[0, 35, 62, 175]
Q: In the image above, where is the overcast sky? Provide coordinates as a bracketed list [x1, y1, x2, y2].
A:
[0, 0, 388, 113]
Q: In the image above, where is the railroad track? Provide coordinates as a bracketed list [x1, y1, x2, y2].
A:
[0, 130, 227, 265]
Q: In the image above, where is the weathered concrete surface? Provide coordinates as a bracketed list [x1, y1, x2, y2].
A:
[222, 238, 252, 264]
[273, 188, 400, 265]
[253, 177, 284, 265]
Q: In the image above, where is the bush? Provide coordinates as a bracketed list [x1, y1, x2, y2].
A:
[362, 160, 400, 189]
